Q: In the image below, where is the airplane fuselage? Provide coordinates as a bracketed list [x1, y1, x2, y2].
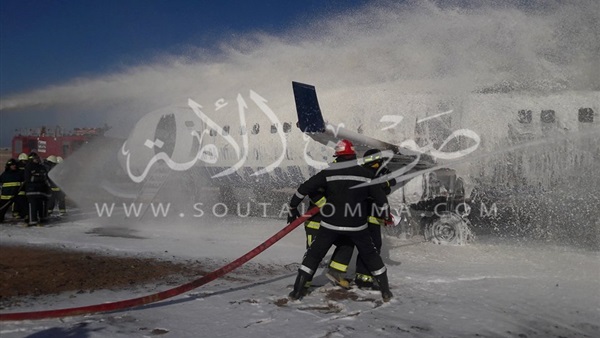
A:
[117, 89, 599, 208]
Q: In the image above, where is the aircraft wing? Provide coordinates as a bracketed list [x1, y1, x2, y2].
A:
[292, 81, 435, 172]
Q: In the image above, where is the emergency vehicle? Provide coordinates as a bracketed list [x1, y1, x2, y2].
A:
[11, 125, 109, 159]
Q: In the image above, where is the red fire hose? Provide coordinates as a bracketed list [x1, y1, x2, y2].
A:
[0, 207, 319, 321]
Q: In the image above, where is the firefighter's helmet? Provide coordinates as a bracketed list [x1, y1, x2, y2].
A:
[363, 148, 384, 168]
[6, 158, 17, 168]
[333, 139, 356, 157]
[28, 152, 40, 161]
[18, 153, 28, 161]
[46, 155, 58, 164]
[56, 156, 64, 164]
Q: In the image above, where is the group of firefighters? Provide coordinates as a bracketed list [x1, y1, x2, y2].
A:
[2, 140, 396, 301]
[287, 139, 398, 302]
[0, 152, 67, 226]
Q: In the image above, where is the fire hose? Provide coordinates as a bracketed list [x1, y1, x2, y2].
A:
[0, 206, 320, 321]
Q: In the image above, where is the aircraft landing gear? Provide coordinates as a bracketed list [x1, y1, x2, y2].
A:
[423, 212, 474, 245]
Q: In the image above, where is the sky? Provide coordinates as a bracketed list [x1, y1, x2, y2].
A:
[0, 0, 369, 94]
[1, 0, 598, 150]
[0, 0, 368, 146]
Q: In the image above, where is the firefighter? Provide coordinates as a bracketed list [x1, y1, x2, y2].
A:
[17, 153, 28, 169]
[12, 153, 29, 220]
[45, 155, 66, 216]
[328, 148, 398, 289]
[287, 140, 393, 302]
[24, 152, 51, 226]
[300, 163, 367, 289]
[0, 159, 24, 223]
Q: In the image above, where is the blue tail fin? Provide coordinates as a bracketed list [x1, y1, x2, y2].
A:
[292, 81, 326, 133]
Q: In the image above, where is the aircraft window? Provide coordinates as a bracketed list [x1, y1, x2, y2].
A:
[251, 123, 260, 135]
[209, 129, 217, 136]
[518, 110, 532, 124]
[283, 122, 292, 133]
[271, 124, 278, 133]
[222, 125, 230, 136]
[185, 121, 195, 128]
[541, 110, 555, 123]
[578, 108, 594, 123]
[240, 126, 247, 135]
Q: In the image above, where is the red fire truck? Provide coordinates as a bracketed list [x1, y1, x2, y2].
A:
[11, 125, 109, 159]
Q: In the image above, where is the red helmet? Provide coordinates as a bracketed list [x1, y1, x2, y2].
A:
[334, 139, 356, 157]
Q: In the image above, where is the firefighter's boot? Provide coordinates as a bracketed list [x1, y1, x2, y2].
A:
[289, 270, 311, 301]
[326, 268, 350, 289]
[375, 271, 393, 302]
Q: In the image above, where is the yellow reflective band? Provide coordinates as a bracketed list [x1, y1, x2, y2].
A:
[314, 196, 326, 208]
[363, 155, 381, 164]
[307, 235, 313, 247]
[18, 191, 25, 195]
[329, 260, 348, 272]
[368, 216, 385, 225]
[305, 221, 320, 230]
[51, 188, 61, 191]
[1, 195, 13, 200]
[356, 273, 374, 282]
[2, 182, 20, 187]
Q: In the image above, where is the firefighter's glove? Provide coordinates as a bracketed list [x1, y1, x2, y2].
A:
[384, 214, 397, 227]
[287, 207, 301, 224]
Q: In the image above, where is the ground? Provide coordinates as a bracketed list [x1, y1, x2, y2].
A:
[0, 244, 208, 309]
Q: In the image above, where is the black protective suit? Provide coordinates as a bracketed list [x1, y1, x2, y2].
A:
[288, 155, 393, 301]
[24, 158, 50, 226]
[0, 161, 24, 222]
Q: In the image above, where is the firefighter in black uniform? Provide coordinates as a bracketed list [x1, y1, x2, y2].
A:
[287, 140, 393, 302]
[24, 152, 50, 226]
[12, 153, 29, 220]
[327, 148, 398, 289]
[0, 159, 24, 223]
